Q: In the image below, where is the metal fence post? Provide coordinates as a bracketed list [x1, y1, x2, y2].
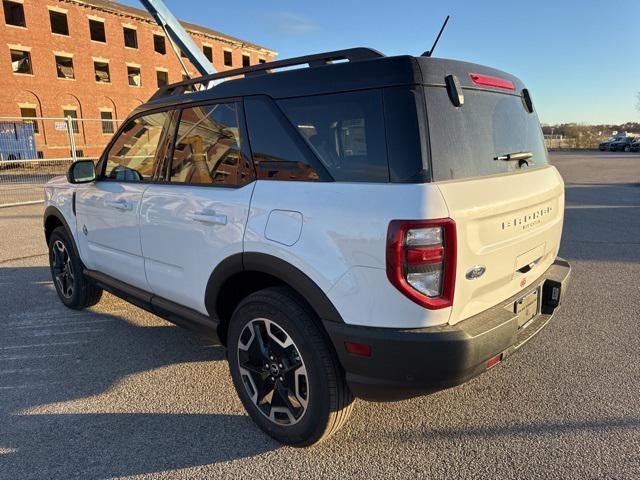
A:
[66, 115, 77, 162]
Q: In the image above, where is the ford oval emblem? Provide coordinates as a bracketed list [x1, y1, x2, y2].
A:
[465, 265, 486, 280]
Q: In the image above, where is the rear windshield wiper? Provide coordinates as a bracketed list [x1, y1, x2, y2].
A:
[494, 151, 533, 162]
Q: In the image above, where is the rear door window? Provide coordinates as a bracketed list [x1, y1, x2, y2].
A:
[169, 103, 254, 187]
[278, 90, 388, 182]
[425, 86, 548, 181]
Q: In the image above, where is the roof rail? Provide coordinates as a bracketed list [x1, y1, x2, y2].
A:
[150, 47, 385, 100]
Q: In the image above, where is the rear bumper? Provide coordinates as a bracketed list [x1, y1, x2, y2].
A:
[324, 258, 571, 401]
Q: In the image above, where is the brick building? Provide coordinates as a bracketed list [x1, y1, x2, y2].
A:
[0, 0, 275, 159]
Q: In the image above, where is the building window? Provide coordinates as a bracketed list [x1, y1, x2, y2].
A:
[123, 27, 137, 48]
[49, 11, 69, 35]
[20, 107, 38, 133]
[100, 111, 114, 134]
[55, 55, 74, 79]
[180, 49, 187, 58]
[203, 45, 213, 62]
[242, 54, 250, 67]
[3, 0, 25, 27]
[153, 34, 166, 54]
[37, 150, 44, 159]
[259, 58, 266, 64]
[89, 19, 106, 42]
[63, 109, 79, 134]
[223, 50, 232, 67]
[10, 49, 32, 75]
[127, 66, 141, 87]
[94, 61, 110, 83]
[156, 70, 168, 88]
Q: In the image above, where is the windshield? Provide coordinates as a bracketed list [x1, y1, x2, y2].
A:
[425, 86, 548, 181]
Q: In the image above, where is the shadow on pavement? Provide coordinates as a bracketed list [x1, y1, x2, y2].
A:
[0, 266, 278, 479]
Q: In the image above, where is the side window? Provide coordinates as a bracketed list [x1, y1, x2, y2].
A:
[169, 103, 254, 187]
[278, 90, 389, 182]
[103, 111, 170, 182]
[244, 96, 325, 181]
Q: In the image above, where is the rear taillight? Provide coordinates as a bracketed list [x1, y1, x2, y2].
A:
[386, 219, 456, 309]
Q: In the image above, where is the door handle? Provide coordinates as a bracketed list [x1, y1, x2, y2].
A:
[187, 210, 227, 225]
[108, 199, 132, 211]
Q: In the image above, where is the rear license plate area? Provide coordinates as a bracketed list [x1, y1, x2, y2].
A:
[514, 288, 540, 329]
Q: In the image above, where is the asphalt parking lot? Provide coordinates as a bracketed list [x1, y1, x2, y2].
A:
[0, 151, 639, 479]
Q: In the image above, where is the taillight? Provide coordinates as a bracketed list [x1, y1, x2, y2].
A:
[469, 73, 515, 91]
[386, 219, 456, 309]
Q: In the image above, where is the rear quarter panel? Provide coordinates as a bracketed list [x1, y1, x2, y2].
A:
[244, 180, 453, 328]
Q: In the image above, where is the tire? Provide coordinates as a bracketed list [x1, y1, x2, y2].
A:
[227, 287, 354, 446]
[48, 226, 103, 309]
[624, 146, 630, 152]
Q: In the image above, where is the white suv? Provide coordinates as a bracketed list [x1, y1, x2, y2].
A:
[43, 48, 570, 446]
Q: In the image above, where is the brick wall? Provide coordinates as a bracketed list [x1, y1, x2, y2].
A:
[0, 0, 275, 158]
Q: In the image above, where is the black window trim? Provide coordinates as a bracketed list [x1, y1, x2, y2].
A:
[160, 98, 256, 189]
[244, 94, 334, 183]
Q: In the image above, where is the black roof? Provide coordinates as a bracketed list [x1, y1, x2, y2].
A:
[137, 48, 527, 115]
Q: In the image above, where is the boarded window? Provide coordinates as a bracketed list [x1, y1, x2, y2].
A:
[10, 50, 32, 74]
[49, 11, 69, 35]
[89, 19, 106, 42]
[94, 61, 110, 82]
[63, 109, 79, 134]
[100, 111, 114, 134]
[55, 56, 74, 79]
[20, 107, 38, 134]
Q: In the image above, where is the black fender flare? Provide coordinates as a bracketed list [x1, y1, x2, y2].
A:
[204, 252, 345, 325]
[43, 206, 80, 258]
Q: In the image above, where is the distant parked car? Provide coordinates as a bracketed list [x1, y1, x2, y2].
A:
[608, 137, 635, 152]
[599, 137, 617, 151]
[630, 138, 640, 152]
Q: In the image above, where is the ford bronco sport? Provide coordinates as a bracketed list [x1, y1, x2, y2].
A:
[43, 48, 570, 446]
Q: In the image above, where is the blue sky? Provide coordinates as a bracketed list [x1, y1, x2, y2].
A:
[121, 0, 640, 125]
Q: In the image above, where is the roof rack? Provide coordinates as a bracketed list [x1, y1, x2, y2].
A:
[150, 47, 385, 100]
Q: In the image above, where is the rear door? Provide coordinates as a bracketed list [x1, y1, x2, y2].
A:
[76, 110, 172, 290]
[139, 101, 255, 314]
[423, 74, 565, 323]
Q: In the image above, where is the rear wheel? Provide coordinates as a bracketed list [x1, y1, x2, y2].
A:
[227, 287, 354, 446]
[48, 226, 102, 309]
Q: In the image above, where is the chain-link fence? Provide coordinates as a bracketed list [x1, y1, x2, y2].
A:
[0, 116, 120, 207]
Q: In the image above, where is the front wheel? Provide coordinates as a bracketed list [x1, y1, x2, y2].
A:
[48, 226, 103, 309]
[227, 287, 354, 446]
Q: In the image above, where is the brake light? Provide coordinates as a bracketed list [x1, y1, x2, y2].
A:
[469, 73, 515, 91]
[386, 219, 456, 309]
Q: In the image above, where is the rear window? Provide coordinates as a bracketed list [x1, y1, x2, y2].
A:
[425, 86, 548, 181]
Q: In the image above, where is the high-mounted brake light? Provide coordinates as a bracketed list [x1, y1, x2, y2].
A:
[386, 219, 456, 309]
[469, 73, 515, 91]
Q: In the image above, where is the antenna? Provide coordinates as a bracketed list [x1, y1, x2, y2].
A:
[422, 15, 450, 57]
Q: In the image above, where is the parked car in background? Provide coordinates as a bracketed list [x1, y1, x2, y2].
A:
[608, 137, 635, 152]
[599, 138, 617, 151]
[630, 138, 640, 152]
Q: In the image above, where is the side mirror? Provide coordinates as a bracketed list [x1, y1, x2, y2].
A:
[67, 160, 96, 184]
